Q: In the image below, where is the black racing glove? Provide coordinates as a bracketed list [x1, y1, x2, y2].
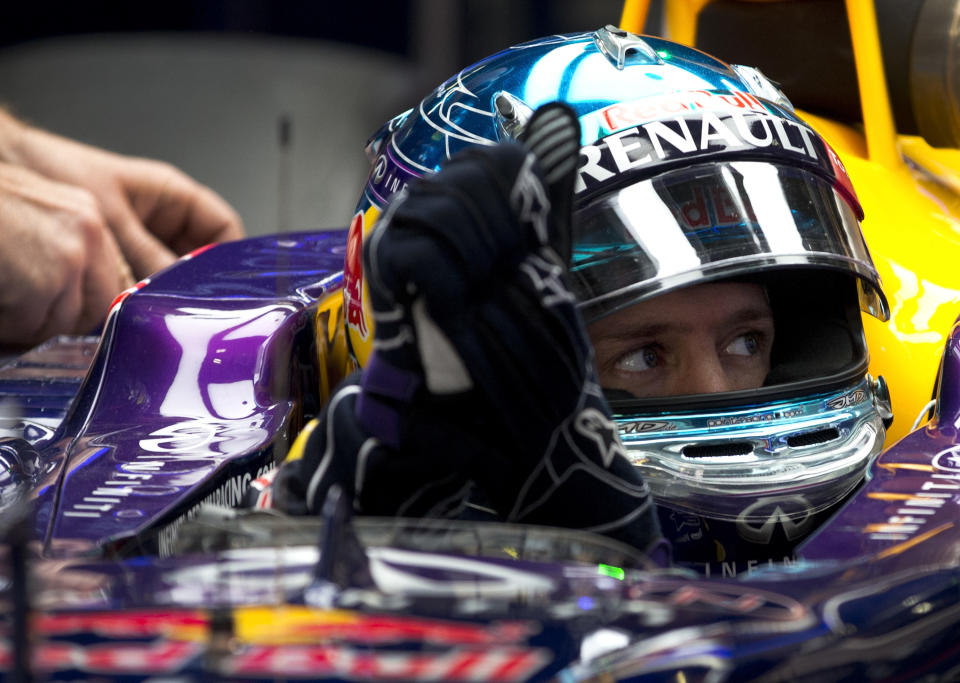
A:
[344, 103, 662, 553]
[269, 368, 481, 518]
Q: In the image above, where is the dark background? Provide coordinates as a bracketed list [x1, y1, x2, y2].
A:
[0, 1, 629, 67]
[0, 1, 626, 233]
[0, 1, 916, 235]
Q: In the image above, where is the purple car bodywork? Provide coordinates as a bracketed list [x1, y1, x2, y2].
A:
[2, 231, 960, 681]
[18, 231, 345, 556]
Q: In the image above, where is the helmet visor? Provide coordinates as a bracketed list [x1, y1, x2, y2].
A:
[571, 161, 888, 323]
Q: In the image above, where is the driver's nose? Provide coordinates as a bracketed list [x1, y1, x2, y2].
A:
[676, 353, 732, 395]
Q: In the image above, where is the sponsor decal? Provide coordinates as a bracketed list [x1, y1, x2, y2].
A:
[344, 211, 369, 341]
[60, 416, 273, 527]
[367, 149, 422, 205]
[826, 389, 867, 410]
[599, 90, 767, 132]
[0, 641, 549, 681]
[707, 408, 802, 428]
[221, 645, 549, 680]
[932, 447, 960, 473]
[736, 495, 816, 544]
[866, 445, 960, 542]
[0, 640, 202, 675]
[373, 154, 388, 182]
[6, 610, 550, 680]
[33, 611, 208, 639]
[619, 420, 675, 435]
[575, 111, 823, 196]
[157, 459, 273, 556]
[233, 608, 538, 646]
[699, 555, 799, 579]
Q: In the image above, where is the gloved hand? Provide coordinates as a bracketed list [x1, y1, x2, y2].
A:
[352, 103, 661, 552]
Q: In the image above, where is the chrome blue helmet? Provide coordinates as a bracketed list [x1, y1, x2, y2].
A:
[347, 26, 891, 569]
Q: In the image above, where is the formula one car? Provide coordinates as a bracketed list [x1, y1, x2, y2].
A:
[4, 1, 960, 681]
[4, 229, 960, 681]
[2, 229, 960, 682]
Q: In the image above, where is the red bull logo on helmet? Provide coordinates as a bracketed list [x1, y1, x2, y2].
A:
[599, 90, 768, 133]
[344, 212, 369, 341]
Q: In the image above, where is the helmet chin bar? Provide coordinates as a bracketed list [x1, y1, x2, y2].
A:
[615, 375, 887, 526]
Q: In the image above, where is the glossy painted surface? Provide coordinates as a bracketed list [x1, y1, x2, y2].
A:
[620, 0, 960, 446]
[19, 231, 347, 556]
[6, 313, 960, 679]
[1, 229, 960, 679]
[790, 105, 960, 446]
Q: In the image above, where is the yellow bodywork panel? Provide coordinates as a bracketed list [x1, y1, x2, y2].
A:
[313, 290, 349, 406]
[286, 286, 351, 465]
[621, 0, 960, 444]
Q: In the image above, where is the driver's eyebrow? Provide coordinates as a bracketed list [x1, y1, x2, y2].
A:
[593, 305, 774, 342]
[721, 306, 775, 327]
[595, 321, 685, 341]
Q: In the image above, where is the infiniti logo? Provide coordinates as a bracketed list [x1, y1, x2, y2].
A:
[736, 495, 816, 544]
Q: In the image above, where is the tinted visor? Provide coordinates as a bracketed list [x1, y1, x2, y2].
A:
[570, 161, 888, 323]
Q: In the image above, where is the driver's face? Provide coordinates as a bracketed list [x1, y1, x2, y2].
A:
[588, 281, 774, 398]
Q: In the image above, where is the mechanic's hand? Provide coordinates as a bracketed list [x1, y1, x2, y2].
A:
[0, 111, 244, 280]
[0, 161, 134, 347]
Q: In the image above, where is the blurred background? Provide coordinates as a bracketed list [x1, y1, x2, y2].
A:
[0, 0, 629, 235]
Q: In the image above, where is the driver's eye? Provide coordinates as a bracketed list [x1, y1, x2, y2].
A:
[724, 333, 760, 357]
[616, 345, 661, 371]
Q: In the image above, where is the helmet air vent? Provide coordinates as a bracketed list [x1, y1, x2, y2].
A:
[594, 25, 663, 70]
[731, 64, 794, 111]
[494, 91, 533, 141]
[786, 428, 840, 448]
[682, 442, 753, 458]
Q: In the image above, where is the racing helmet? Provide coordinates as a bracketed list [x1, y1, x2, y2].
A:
[344, 26, 891, 567]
